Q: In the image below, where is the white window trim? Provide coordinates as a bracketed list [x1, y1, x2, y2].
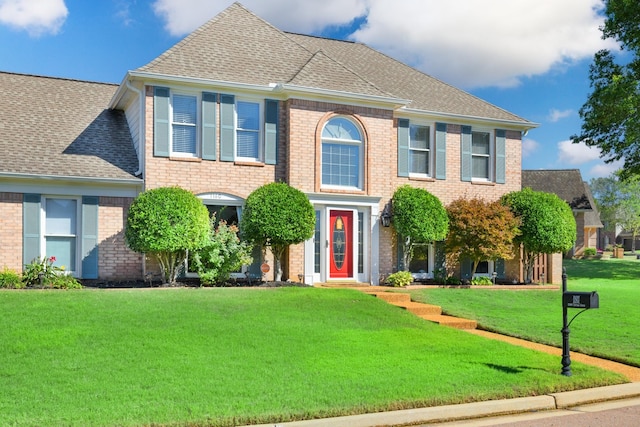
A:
[408, 122, 434, 179]
[471, 128, 494, 182]
[41, 196, 81, 277]
[235, 97, 263, 162]
[170, 91, 201, 158]
[321, 116, 364, 190]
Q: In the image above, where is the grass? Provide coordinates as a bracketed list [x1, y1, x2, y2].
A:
[0, 287, 625, 427]
[410, 258, 640, 367]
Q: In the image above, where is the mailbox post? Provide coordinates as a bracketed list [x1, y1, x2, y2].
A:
[561, 269, 599, 376]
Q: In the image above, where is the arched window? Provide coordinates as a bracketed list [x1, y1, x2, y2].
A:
[321, 116, 363, 189]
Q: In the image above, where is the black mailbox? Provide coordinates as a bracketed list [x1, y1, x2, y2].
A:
[563, 291, 599, 309]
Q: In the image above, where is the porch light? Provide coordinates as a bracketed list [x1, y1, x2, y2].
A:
[380, 210, 392, 227]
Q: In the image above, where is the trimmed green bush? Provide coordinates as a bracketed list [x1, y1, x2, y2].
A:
[471, 276, 493, 286]
[0, 267, 23, 289]
[583, 248, 597, 256]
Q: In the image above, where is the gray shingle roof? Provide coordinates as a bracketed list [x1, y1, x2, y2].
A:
[138, 2, 533, 126]
[0, 72, 139, 181]
[522, 169, 604, 228]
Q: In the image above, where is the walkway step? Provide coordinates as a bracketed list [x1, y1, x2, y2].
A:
[396, 301, 442, 316]
[420, 314, 478, 330]
[367, 292, 411, 304]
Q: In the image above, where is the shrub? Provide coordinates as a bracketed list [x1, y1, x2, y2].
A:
[0, 267, 24, 289]
[386, 271, 413, 287]
[22, 257, 82, 289]
[192, 217, 253, 286]
[583, 248, 597, 256]
[471, 276, 493, 286]
[126, 187, 210, 284]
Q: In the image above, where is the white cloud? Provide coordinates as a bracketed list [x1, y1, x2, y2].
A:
[0, 0, 68, 36]
[152, 0, 367, 36]
[589, 160, 623, 178]
[557, 139, 602, 165]
[151, 0, 616, 89]
[522, 138, 539, 158]
[548, 109, 574, 123]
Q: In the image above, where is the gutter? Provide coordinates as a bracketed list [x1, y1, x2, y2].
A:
[399, 107, 539, 131]
[0, 171, 143, 186]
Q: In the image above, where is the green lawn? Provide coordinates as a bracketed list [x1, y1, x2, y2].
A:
[0, 286, 625, 427]
[410, 258, 640, 366]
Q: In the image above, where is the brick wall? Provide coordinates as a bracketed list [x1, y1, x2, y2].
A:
[0, 192, 23, 271]
[98, 196, 143, 280]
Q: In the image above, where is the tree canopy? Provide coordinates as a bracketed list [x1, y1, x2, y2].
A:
[445, 197, 519, 278]
[501, 188, 576, 281]
[125, 186, 210, 284]
[240, 182, 315, 281]
[391, 185, 448, 271]
[572, 0, 640, 178]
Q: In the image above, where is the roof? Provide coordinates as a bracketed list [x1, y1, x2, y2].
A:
[0, 72, 140, 181]
[136, 2, 533, 127]
[522, 169, 603, 228]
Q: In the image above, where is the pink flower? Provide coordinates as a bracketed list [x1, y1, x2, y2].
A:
[49, 256, 56, 263]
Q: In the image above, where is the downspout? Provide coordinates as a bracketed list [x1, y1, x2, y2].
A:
[125, 79, 145, 177]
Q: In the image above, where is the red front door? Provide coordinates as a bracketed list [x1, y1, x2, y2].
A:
[329, 210, 353, 279]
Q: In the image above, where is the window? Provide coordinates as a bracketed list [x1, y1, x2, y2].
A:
[409, 124, 430, 175]
[44, 198, 78, 272]
[321, 117, 363, 189]
[236, 100, 261, 160]
[171, 94, 198, 156]
[408, 244, 432, 280]
[472, 131, 490, 180]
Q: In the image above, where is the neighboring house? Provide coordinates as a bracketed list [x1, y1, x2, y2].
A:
[522, 169, 603, 257]
[1, 2, 538, 285]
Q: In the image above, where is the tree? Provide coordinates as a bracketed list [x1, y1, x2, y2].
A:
[391, 185, 448, 271]
[192, 216, 253, 285]
[445, 197, 519, 278]
[591, 172, 640, 251]
[125, 186, 210, 284]
[572, 0, 640, 178]
[501, 188, 576, 281]
[240, 182, 315, 281]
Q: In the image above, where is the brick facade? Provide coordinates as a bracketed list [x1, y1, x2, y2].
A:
[0, 192, 23, 271]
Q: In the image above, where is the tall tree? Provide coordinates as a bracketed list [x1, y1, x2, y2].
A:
[391, 185, 449, 271]
[445, 197, 519, 278]
[502, 188, 576, 281]
[572, 0, 640, 178]
[240, 182, 315, 282]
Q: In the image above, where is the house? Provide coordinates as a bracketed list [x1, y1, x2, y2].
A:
[522, 169, 603, 257]
[1, 2, 539, 285]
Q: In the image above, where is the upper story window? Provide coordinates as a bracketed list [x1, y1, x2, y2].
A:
[153, 87, 279, 165]
[397, 119, 446, 180]
[321, 117, 363, 189]
[410, 124, 431, 176]
[471, 130, 491, 180]
[235, 100, 261, 160]
[461, 126, 506, 184]
[171, 94, 198, 156]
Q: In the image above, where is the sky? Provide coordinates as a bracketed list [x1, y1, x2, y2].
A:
[0, 0, 626, 182]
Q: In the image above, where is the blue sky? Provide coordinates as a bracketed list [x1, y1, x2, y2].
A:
[0, 0, 624, 181]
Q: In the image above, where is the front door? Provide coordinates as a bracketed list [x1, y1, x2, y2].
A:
[329, 210, 353, 279]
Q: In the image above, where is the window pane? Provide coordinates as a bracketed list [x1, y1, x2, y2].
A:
[45, 199, 76, 235]
[322, 143, 359, 187]
[472, 132, 490, 154]
[173, 125, 196, 153]
[314, 211, 321, 274]
[410, 125, 429, 149]
[358, 212, 364, 274]
[237, 101, 259, 130]
[237, 130, 259, 158]
[410, 150, 429, 174]
[46, 236, 76, 271]
[173, 95, 197, 124]
[322, 117, 361, 141]
[409, 244, 429, 274]
[476, 261, 489, 274]
[472, 155, 489, 179]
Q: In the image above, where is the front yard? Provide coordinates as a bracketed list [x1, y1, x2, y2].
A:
[0, 286, 625, 426]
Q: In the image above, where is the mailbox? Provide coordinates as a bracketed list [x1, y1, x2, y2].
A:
[563, 291, 599, 309]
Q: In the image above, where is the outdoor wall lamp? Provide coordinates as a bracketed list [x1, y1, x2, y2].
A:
[380, 210, 392, 227]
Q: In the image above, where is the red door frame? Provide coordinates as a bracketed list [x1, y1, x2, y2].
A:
[329, 210, 353, 278]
